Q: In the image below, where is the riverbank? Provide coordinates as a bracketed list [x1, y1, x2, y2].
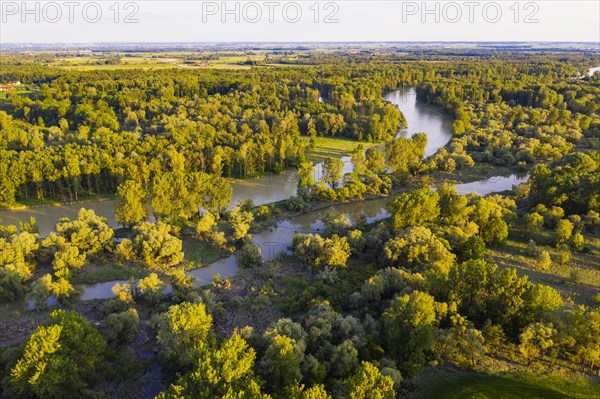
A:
[0, 193, 116, 211]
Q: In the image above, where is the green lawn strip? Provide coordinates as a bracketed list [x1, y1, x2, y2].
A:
[409, 371, 600, 399]
[302, 136, 381, 164]
[71, 263, 150, 285]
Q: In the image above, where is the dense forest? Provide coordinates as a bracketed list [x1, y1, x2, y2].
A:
[1, 50, 600, 399]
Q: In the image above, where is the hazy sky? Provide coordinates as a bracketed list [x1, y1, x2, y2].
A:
[1, 1, 599, 44]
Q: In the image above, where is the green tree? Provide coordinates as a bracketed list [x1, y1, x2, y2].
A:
[322, 157, 344, 189]
[229, 206, 254, 242]
[298, 162, 316, 187]
[381, 291, 437, 375]
[293, 234, 351, 268]
[288, 384, 331, 399]
[136, 272, 165, 303]
[351, 145, 367, 175]
[535, 250, 552, 271]
[385, 134, 426, 174]
[384, 226, 455, 276]
[157, 334, 269, 399]
[433, 314, 486, 368]
[115, 180, 147, 227]
[343, 361, 395, 399]
[10, 310, 106, 399]
[457, 235, 487, 262]
[261, 334, 304, 391]
[157, 302, 214, 369]
[555, 219, 574, 246]
[196, 212, 217, 240]
[105, 308, 139, 344]
[30, 274, 53, 310]
[237, 242, 263, 268]
[571, 232, 585, 250]
[386, 188, 440, 232]
[50, 208, 114, 255]
[524, 212, 544, 238]
[481, 217, 508, 245]
[365, 148, 385, 175]
[52, 245, 86, 279]
[322, 211, 352, 237]
[129, 222, 184, 268]
[518, 322, 557, 365]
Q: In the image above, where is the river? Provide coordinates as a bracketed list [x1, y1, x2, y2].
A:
[1, 87, 528, 312]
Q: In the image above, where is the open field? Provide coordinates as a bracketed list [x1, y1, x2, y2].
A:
[303, 136, 382, 164]
[45, 50, 313, 70]
[408, 371, 600, 399]
[486, 231, 600, 306]
[70, 262, 150, 285]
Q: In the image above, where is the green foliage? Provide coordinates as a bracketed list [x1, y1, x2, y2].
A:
[555, 219, 574, 246]
[0, 228, 39, 301]
[293, 234, 351, 268]
[433, 314, 486, 368]
[519, 322, 557, 365]
[10, 310, 106, 399]
[127, 222, 184, 268]
[343, 361, 395, 399]
[136, 272, 165, 303]
[387, 188, 440, 232]
[30, 273, 53, 309]
[157, 302, 214, 369]
[523, 212, 544, 237]
[238, 242, 263, 268]
[157, 334, 269, 399]
[322, 157, 344, 189]
[114, 180, 147, 227]
[105, 308, 139, 344]
[447, 260, 535, 335]
[255, 205, 272, 221]
[381, 291, 437, 375]
[52, 245, 86, 279]
[322, 211, 352, 237]
[385, 133, 426, 174]
[298, 162, 316, 187]
[365, 148, 385, 175]
[535, 250, 552, 271]
[196, 212, 227, 248]
[481, 217, 508, 245]
[48, 208, 114, 256]
[384, 227, 455, 276]
[229, 206, 254, 242]
[457, 235, 487, 262]
[260, 334, 304, 391]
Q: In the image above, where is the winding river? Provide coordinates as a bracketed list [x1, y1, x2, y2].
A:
[1, 87, 529, 312]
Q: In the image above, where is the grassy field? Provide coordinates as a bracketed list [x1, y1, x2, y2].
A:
[486, 230, 600, 305]
[71, 262, 150, 285]
[0, 193, 115, 210]
[47, 51, 299, 71]
[181, 236, 230, 269]
[409, 371, 600, 399]
[302, 137, 382, 164]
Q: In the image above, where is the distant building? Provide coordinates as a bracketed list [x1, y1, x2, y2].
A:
[0, 81, 22, 91]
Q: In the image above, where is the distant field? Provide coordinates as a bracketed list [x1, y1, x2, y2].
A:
[47, 51, 308, 70]
[409, 372, 600, 399]
[303, 136, 382, 164]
